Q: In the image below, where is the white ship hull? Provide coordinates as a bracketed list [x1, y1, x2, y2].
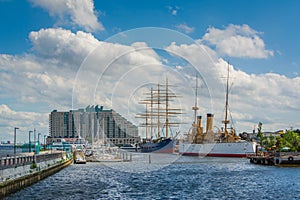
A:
[179, 141, 257, 157]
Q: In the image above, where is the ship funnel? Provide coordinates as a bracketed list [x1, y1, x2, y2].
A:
[197, 116, 202, 128]
[206, 113, 214, 133]
[197, 116, 203, 134]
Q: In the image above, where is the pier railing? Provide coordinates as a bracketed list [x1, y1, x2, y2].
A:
[0, 152, 63, 170]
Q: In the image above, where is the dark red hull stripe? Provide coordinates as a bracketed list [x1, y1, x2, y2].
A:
[180, 152, 253, 158]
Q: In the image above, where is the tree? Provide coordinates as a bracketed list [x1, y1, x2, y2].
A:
[256, 122, 277, 151]
[257, 122, 264, 147]
[280, 130, 300, 152]
[263, 135, 277, 150]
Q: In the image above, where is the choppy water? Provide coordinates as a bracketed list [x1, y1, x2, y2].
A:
[5, 154, 300, 200]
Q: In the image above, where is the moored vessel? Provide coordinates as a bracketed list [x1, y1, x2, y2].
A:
[85, 146, 124, 162]
[138, 78, 182, 153]
[119, 144, 139, 152]
[179, 66, 257, 157]
[73, 149, 86, 164]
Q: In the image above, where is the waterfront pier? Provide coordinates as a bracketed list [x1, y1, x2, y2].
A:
[0, 151, 72, 198]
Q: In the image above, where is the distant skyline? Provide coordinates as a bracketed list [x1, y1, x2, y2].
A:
[0, 0, 299, 142]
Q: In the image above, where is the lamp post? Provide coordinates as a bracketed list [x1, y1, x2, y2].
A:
[33, 128, 37, 154]
[29, 130, 33, 153]
[38, 133, 41, 151]
[38, 133, 41, 144]
[14, 127, 19, 155]
[44, 135, 47, 151]
[34, 128, 36, 147]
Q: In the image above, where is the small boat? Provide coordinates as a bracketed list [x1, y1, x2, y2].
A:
[85, 146, 124, 162]
[73, 149, 86, 164]
[119, 144, 139, 152]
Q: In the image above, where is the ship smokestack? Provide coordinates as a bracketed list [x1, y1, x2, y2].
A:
[197, 116, 203, 134]
[197, 116, 202, 127]
[206, 113, 214, 133]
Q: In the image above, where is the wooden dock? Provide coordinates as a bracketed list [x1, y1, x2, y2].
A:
[248, 152, 300, 166]
[248, 155, 275, 165]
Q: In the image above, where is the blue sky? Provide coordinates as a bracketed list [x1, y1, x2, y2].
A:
[1, 0, 299, 76]
[0, 0, 299, 142]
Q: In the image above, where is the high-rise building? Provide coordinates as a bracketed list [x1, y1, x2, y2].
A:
[49, 105, 140, 146]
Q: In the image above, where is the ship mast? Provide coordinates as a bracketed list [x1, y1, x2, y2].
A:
[150, 88, 153, 139]
[191, 74, 199, 144]
[137, 93, 151, 141]
[145, 104, 148, 140]
[192, 74, 199, 126]
[157, 83, 161, 138]
[223, 63, 230, 141]
[137, 78, 183, 141]
[165, 78, 169, 138]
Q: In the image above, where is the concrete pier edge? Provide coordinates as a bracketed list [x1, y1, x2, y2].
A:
[0, 159, 72, 198]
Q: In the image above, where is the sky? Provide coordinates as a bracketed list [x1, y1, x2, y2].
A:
[0, 0, 299, 143]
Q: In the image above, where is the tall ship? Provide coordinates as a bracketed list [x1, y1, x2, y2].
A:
[137, 78, 182, 153]
[179, 66, 257, 157]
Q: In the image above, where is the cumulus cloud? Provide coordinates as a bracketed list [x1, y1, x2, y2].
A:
[1, 25, 299, 142]
[28, 28, 164, 115]
[175, 24, 195, 34]
[201, 24, 274, 58]
[29, 28, 100, 66]
[0, 28, 165, 141]
[72, 40, 164, 111]
[0, 104, 48, 142]
[165, 43, 300, 133]
[30, 0, 104, 32]
[0, 54, 74, 111]
[0, 28, 102, 141]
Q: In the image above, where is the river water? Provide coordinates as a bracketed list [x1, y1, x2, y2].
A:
[0, 149, 22, 157]
[4, 153, 300, 200]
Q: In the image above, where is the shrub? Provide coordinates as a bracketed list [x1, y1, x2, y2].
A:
[30, 163, 37, 169]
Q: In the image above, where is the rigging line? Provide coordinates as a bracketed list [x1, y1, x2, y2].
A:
[228, 107, 235, 129]
[222, 94, 235, 128]
[170, 128, 174, 138]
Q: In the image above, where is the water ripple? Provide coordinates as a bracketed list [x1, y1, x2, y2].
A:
[5, 157, 300, 200]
